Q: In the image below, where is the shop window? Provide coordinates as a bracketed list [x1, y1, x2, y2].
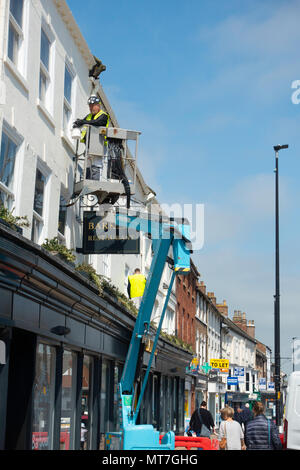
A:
[169, 377, 174, 431]
[60, 350, 77, 450]
[164, 377, 171, 430]
[173, 378, 178, 432]
[99, 359, 113, 449]
[80, 355, 93, 450]
[32, 343, 56, 450]
[152, 374, 159, 430]
[113, 364, 123, 431]
[159, 376, 165, 431]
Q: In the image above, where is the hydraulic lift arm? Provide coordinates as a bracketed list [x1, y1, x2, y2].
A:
[105, 209, 191, 450]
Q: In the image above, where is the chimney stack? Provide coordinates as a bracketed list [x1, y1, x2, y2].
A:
[247, 320, 255, 339]
[207, 292, 216, 306]
[197, 281, 206, 295]
[232, 310, 248, 333]
[217, 300, 228, 317]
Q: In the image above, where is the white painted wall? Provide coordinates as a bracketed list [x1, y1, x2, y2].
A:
[0, 0, 177, 335]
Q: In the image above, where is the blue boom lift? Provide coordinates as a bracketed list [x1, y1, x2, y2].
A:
[104, 209, 192, 450]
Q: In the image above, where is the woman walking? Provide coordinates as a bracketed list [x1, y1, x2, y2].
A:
[244, 401, 282, 450]
[219, 407, 246, 450]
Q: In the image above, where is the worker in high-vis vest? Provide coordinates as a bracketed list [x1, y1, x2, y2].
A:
[127, 268, 147, 309]
[73, 95, 109, 180]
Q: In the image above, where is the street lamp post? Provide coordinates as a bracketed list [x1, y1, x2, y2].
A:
[273, 144, 288, 428]
[292, 337, 299, 372]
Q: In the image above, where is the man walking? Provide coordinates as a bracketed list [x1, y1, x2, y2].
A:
[189, 401, 215, 437]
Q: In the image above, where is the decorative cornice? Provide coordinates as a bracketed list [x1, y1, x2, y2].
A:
[53, 0, 95, 68]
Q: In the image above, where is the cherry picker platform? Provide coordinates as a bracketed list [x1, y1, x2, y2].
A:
[71, 124, 141, 208]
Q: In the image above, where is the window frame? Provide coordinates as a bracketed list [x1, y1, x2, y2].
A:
[38, 18, 55, 115]
[62, 57, 76, 143]
[31, 159, 51, 244]
[0, 121, 23, 210]
[6, 0, 28, 77]
[57, 185, 69, 242]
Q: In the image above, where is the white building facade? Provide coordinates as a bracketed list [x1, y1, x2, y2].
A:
[0, 1, 191, 450]
[0, 0, 177, 332]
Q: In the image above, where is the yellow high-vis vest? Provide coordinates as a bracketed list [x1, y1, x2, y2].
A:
[80, 110, 109, 143]
[128, 274, 146, 298]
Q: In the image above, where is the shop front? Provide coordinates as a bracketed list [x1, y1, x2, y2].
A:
[0, 225, 191, 450]
[208, 377, 226, 427]
[225, 392, 250, 411]
[195, 373, 208, 409]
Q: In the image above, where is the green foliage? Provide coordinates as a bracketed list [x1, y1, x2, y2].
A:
[75, 263, 103, 295]
[98, 275, 138, 316]
[0, 204, 30, 230]
[74, 264, 137, 315]
[159, 330, 194, 354]
[42, 237, 76, 263]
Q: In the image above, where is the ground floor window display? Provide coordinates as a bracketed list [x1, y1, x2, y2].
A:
[32, 343, 56, 450]
[60, 350, 77, 450]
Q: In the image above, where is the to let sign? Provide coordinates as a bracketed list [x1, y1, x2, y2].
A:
[209, 359, 229, 369]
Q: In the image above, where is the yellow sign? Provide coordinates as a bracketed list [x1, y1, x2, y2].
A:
[210, 359, 229, 369]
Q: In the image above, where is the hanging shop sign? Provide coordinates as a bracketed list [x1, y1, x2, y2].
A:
[80, 211, 140, 254]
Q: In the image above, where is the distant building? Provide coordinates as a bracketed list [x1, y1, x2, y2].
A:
[175, 259, 199, 425]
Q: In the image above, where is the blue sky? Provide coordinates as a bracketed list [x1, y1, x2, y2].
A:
[68, 0, 300, 373]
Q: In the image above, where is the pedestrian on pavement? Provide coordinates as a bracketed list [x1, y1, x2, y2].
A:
[80, 422, 88, 450]
[244, 401, 282, 450]
[189, 401, 215, 437]
[219, 407, 246, 450]
[127, 268, 147, 310]
[241, 403, 253, 423]
[233, 406, 243, 425]
[240, 403, 253, 426]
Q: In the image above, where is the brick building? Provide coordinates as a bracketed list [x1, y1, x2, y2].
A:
[175, 259, 200, 349]
[175, 259, 200, 424]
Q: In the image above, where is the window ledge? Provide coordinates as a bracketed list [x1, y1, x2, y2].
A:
[33, 210, 44, 224]
[4, 56, 29, 94]
[61, 130, 75, 151]
[37, 99, 55, 129]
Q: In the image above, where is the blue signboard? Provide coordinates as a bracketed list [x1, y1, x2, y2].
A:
[268, 382, 275, 391]
[234, 367, 245, 377]
[259, 378, 266, 390]
[227, 377, 239, 386]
